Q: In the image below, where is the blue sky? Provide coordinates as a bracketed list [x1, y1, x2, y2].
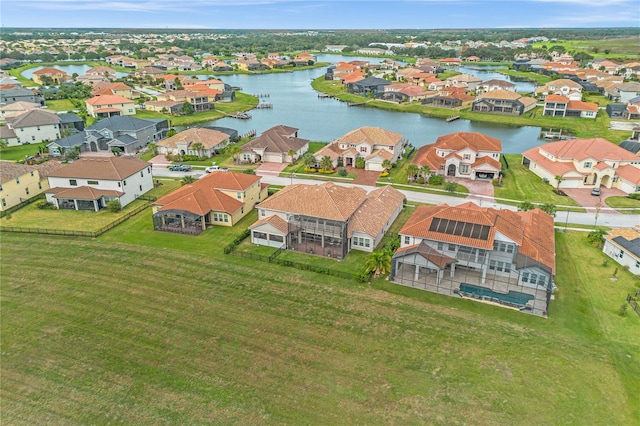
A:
[1, 0, 639, 29]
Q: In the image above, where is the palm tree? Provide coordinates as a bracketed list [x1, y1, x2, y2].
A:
[381, 159, 392, 171]
[0, 138, 8, 151]
[287, 149, 297, 163]
[365, 251, 392, 277]
[191, 142, 205, 158]
[554, 174, 564, 193]
[227, 143, 242, 164]
[319, 155, 333, 172]
[407, 164, 419, 182]
[420, 165, 432, 181]
[302, 152, 316, 168]
[181, 175, 196, 185]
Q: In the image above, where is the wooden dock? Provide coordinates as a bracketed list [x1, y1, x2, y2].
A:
[231, 112, 252, 119]
[347, 102, 367, 107]
[255, 103, 273, 109]
[446, 115, 461, 122]
[318, 93, 332, 99]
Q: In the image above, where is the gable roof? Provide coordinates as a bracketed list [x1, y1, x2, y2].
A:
[349, 185, 405, 238]
[6, 109, 60, 128]
[536, 138, 640, 162]
[88, 116, 162, 132]
[86, 94, 133, 106]
[249, 214, 289, 234]
[400, 202, 555, 273]
[477, 89, 522, 100]
[257, 182, 367, 221]
[0, 160, 39, 183]
[394, 242, 457, 269]
[47, 156, 150, 180]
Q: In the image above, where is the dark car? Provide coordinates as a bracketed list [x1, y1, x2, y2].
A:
[168, 164, 192, 172]
[591, 187, 601, 196]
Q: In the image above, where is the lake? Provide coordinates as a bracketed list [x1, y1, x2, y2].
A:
[24, 56, 546, 153]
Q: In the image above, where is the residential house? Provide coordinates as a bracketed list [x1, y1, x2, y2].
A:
[251, 182, 405, 256]
[83, 66, 117, 79]
[85, 94, 136, 118]
[212, 61, 233, 72]
[241, 125, 309, 164]
[391, 202, 556, 316]
[91, 82, 136, 99]
[535, 79, 583, 100]
[611, 82, 640, 103]
[45, 156, 153, 211]
[293, 52, 316, 65]
[0, 162, 47, 210]
[412, 132, 502, 180]
[603, 226, 640, 276]
[1, 109, 61, 146]
[144, 100, 183, 114]
[48, 116, 168, 156]
[157, 127, 230, 158]
[592, 59, 620, 74]
[445, 74, 482, 92]
[478, 79, 516, 94]
[32, 67, 71, 85]
[0, 101, 41, 121]
[0, 87, 44, 106]
[324, 45, 349, 52]
[439, 58, 462, 66]
[135, 66, 166, 78]
[542, 95, 599, 119]
[623, 98, 640, 120]
[314, 126, 406, 171]
[347, 76, 391, 96]
[422, 91, 475, 109]
[152, 171, 268, 235]
[522, 138, 640, 194]
[155, 90, 212, 112]
[472, 90, 537, 116]
[378, 84, 434, 103]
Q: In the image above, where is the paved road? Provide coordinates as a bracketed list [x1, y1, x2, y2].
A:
[152, 165, 639, 229]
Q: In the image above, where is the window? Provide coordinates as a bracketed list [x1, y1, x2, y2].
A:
[25, 187, 30, 195]
[30, 171, 34, 177]
[463, 153, 470, 160]
[87, 180, 98, 185]
[584, 161, 592, 168]
[31, 136, 36, 141]
[15, 177, 20, 184]
[404, 236, 410, 245]
[253, 231, 267, 240]
[636, 260, 640, 269]
[460, 164, 470, 174]
[38, 182, 42, 189]
[224, 215, 229, 223]
[360, 146, 367, 153]
[139, 185, 142, 191]
[1, 199, 5, 207]
[140, 171, 144, 177]
[261, 209, 265, 217]
[353, 237, 370, 248]
[236, 192, 242, 200]
[69, 179, 77, 186]
[493, 242, 514, 253]
[118, 182, 121, 187]
[123, 180, 127, 186]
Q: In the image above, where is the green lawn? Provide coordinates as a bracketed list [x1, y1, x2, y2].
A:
[495, 155, 583, 209]
[45, 99, 76, 112]
[1, 226, 638, 424]
[0, 143, 48, 162]
[0, 180, 179, 231]
[605, 196, 640, 214]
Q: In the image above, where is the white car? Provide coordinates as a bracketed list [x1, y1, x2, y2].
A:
[205, 165, 229, 173]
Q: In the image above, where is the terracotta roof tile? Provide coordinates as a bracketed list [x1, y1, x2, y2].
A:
[335, 127, 404, 147]
[158, 128, 229, 150]
[434, 132, 502, 152]
[350, 186, 405, 237]
[47, 156, 150, 180]
[249, 214, 289, 234]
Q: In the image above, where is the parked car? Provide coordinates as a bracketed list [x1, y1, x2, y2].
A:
[205, 165, 229, 173]
[591, 187, 601, 196]
[168, 164, 192, 171]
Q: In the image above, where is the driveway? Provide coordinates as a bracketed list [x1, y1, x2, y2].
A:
[255, 162, 289, 175]
[446, 177, 494, 199]
[348, 167, 380, 186]
[562, 187, 627, 211]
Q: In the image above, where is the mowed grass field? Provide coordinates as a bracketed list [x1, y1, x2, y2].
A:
[1, 225, 639, 423]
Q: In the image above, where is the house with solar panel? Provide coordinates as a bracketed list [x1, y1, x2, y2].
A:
[603, 226, 640, 276]
[391, 202, 556, 316]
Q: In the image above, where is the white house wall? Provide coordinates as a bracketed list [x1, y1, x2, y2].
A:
[603, 239, 640, 275]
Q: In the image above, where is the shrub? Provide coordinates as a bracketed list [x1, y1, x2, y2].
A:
[629, 193, 640, 200]
[304, 167, 318, 173]
[107, 200, 121, 213]
[35, 200, 54, 209]
[337, 167, 348, 177]
[355, 158, 365, 169]
[429, 175, 444, 185]
[444, 181, 458, 193]
[416, 177, 424, 184]
[380, 171, 390, 178]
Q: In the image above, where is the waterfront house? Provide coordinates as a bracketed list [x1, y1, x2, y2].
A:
[542, 95, 598, 119]
[85, 94, 136, 118]
[535, 78, 583, 100]
[32, 67, 71, 85]
[157, 127, 230, 158]
[347, 76, 390, 96]
[471, 90, 537, 116]
[240, 125, 309, 164]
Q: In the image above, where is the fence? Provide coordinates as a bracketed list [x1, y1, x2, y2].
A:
[0, 202, 152, 238]
[0, 194, 46, 218]
[627, 290, 640, 317]
[224, 231, 370, 282]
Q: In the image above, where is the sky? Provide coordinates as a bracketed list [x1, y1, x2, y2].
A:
[1, 0, 639, 29]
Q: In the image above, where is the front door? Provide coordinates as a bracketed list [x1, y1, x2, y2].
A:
[447, 164, 456, 176]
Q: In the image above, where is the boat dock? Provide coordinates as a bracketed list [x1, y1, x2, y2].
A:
[446, 115, 461, 122]
[231, 112, 252, 119]
[255, 103, 273, 109]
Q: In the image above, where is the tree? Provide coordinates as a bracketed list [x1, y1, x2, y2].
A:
[420, 165, 432, 180]
[587, 229, 606, 248]
[381, 159, 392, 171]
[227, 142, 242, 164]
[355, 157, 365, 169]
[518, 201, 536, 211]
[180, 102, 194, 116]
[540, 203, 557, 217]
[0, 138, 8, 151]
[407, 164, 419, 182]
[107, 199, 121, 212]
[554, 174, 564, 193]
[174, 77, 184, 90]
[166, 129, 177, 138]
[319, 155, 333, 172]
[364, 251, 392, 277]
[287, 149, 297, 162]
[444, 181, 457, 193]
[191, 142, 205, 158]
[181, 175, 197, 185]
[147, 142, 158, 156]
[302, 151, 316, 168]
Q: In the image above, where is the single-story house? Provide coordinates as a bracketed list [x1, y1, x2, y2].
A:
[241, 125, 309, 164]
[157, 127, 230, 158]
[603, 226, 640, 276]
[152, 171, 268, 235]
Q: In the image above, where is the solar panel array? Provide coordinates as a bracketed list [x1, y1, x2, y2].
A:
[428, 217, 491, 241]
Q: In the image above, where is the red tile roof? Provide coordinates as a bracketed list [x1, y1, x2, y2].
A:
[434, 132, 502, 152]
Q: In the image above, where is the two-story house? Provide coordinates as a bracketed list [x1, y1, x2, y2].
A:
[313, 127, 406, 171]
[412, 132, 502, 181]
[241, 125, 309, 164]
[0, 87, 45, 106]
[603, 226, 640, 276]
[45, 156, 153, 211]
[522, 138, 640, 194]
[535, 78, 583, 100]
[1, 109, 61, 146]
[391, 202, 556, 316]
[31, 67, 71, 85]
[471, 90, 537, 116]
[250, 182, 405, 256]
[542, 95, 599, 119]
[0, 161, 49, 210]
[85, 94, 136, 118]
[155, 90, 212, 112]
[152, 171, 268, 235]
